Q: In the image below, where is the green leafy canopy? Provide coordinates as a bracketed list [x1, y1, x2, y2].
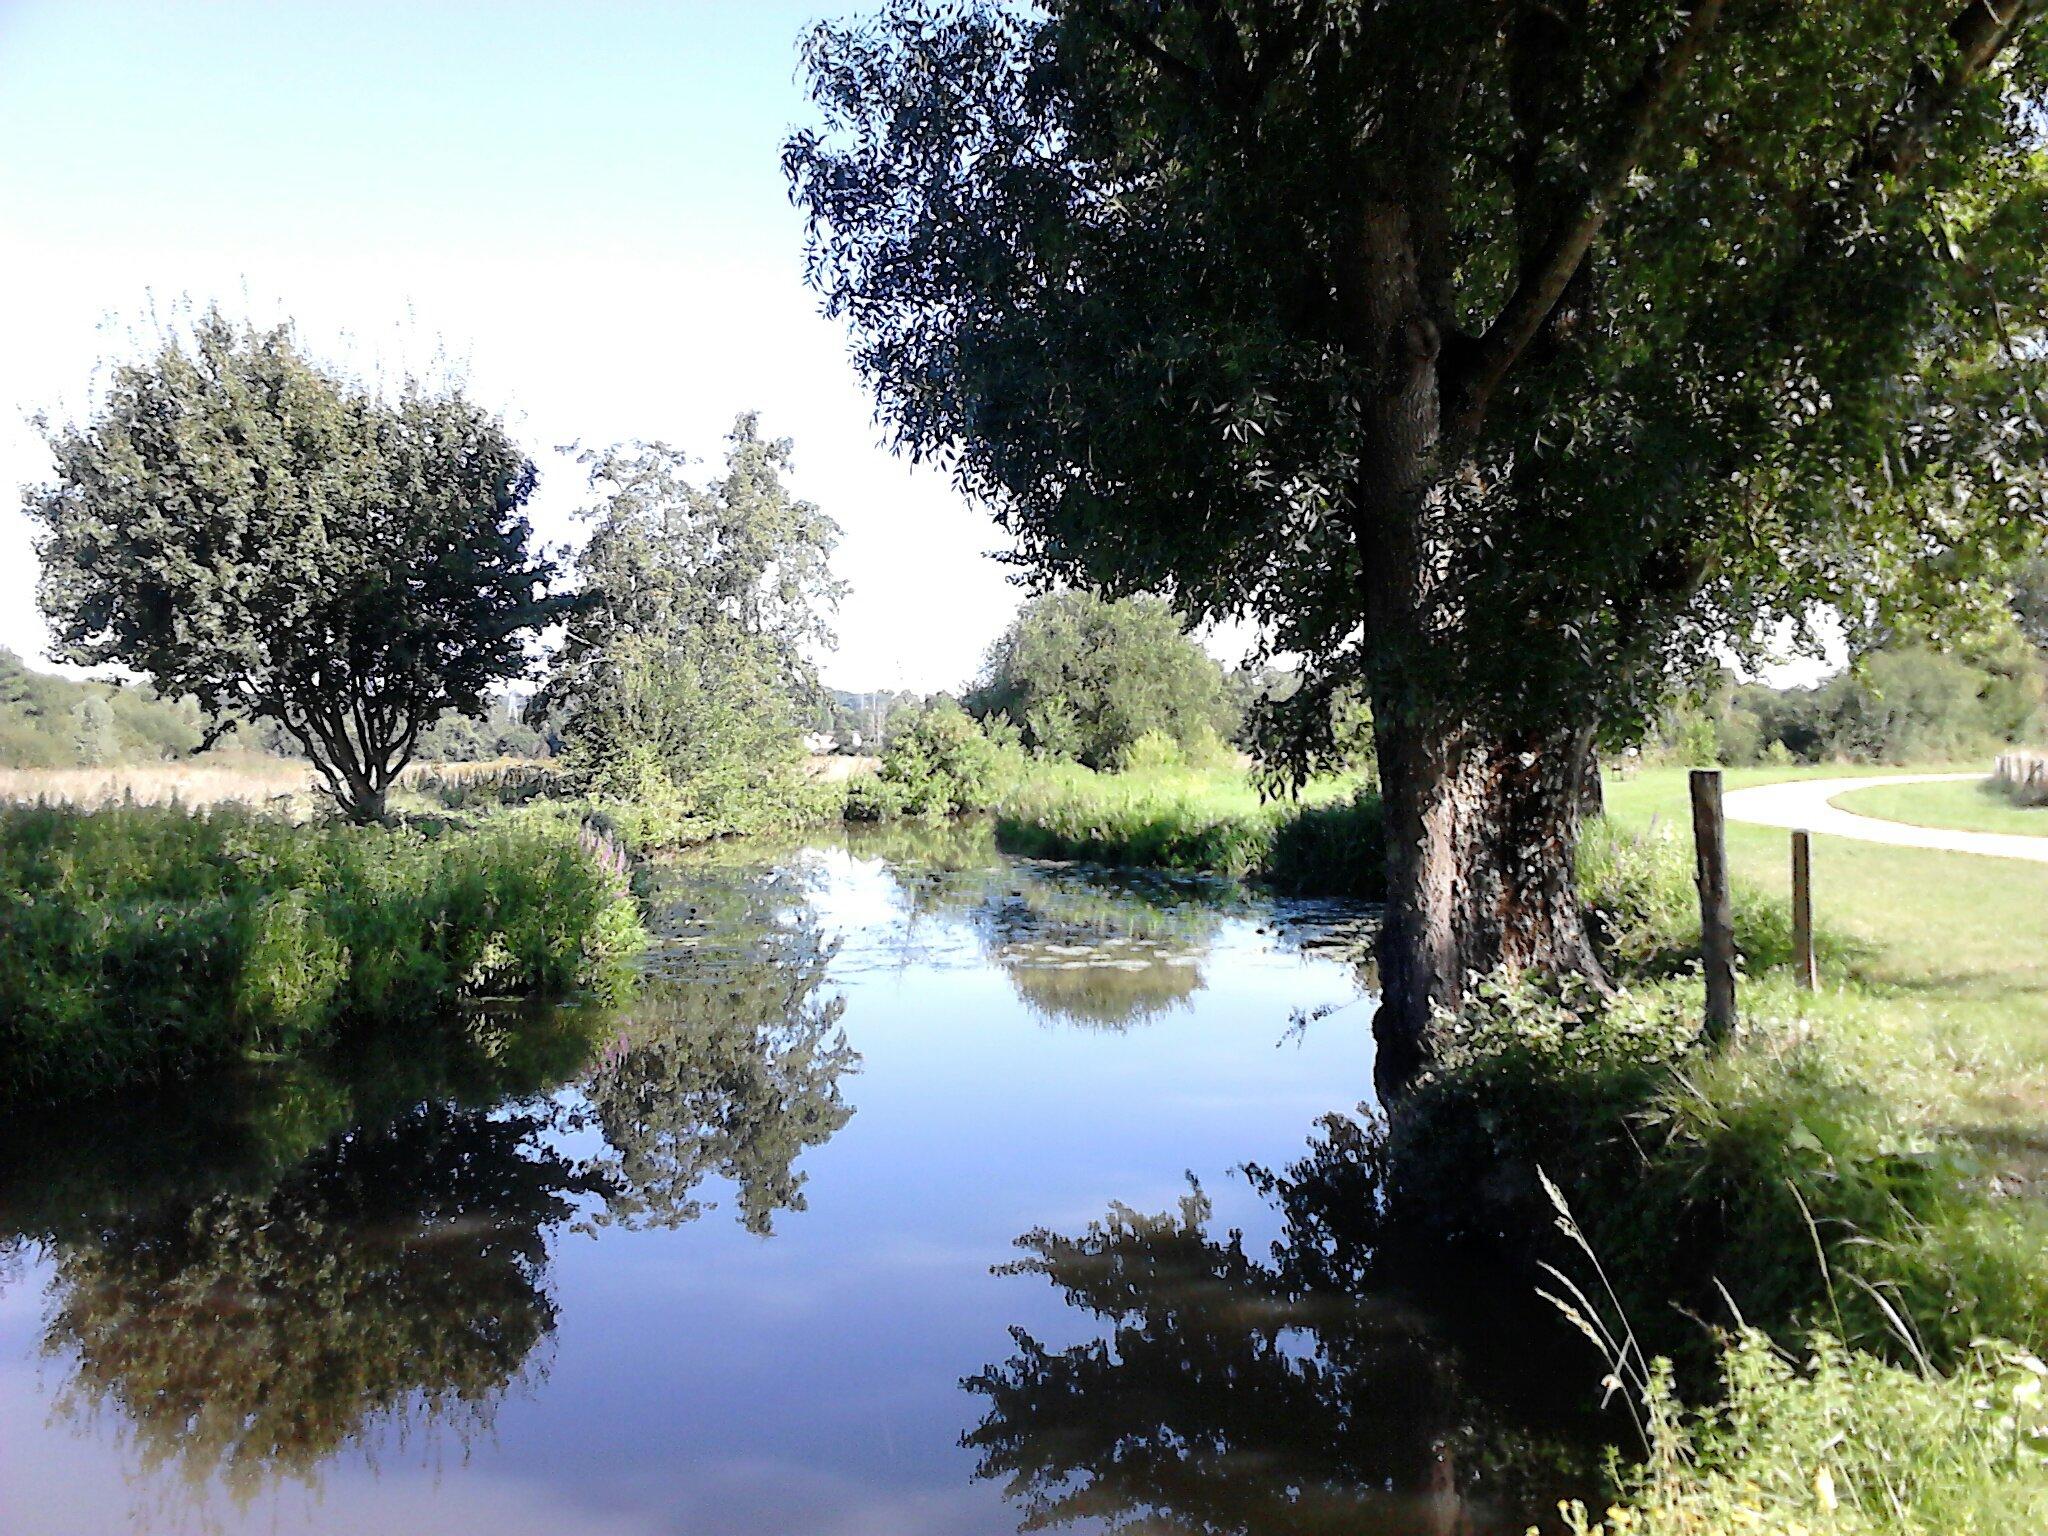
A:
[25, 310, 565, 819]
[787, 1, 2048, 763]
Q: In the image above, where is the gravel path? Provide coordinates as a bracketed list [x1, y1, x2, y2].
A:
[1721, 772, 2048, 865]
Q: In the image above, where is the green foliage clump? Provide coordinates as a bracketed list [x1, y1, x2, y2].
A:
[1576, 818, 1860, 980]
[966, 592, 1237, 769]
[0, 805, 646, 1102]
[1571, 1332, 2048, 1536]
[1264, 788, 1386, 897]
[1397, 976, 2048, 1371]
[414, 702, 548, 763]
[538, 422, 845, 849]
[557, 631, 830, 848]
[995, 762, 1373, 887]
[847, 700, 1024, 819]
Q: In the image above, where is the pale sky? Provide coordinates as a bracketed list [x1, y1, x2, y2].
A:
[0, 0, 1045, 694]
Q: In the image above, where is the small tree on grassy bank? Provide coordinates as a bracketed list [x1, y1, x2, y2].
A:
[790, 1, 2048, 1085]
[538, 418, 844, 839]
[968, 592, 1235, 769]
[25, 312, 562, 822]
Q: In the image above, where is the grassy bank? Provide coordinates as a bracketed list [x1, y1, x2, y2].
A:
[1546, 766, 2048, 1532]
[994, 763, 1385, 894]
[1832, 773, 2048, 837]
[0, 803, 646, 1102]
[993, 758, 2048, 1527]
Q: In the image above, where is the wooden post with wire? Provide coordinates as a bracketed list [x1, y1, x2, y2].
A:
[1791, 829, 1817, 991]
[1690, 769, 1738, 1042]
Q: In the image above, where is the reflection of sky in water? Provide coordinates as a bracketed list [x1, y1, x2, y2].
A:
[0, 828, 1394, 1535]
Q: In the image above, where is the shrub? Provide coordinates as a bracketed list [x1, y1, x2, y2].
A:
[997, 765, 1379, 888]
[1395, 975, 2048, 1370]
[0, 804, 646, 1102]
[1117, 728, 1185, 773]
[1266, 789, 1385, 897]
[1577, 817, 1860, 981]
[869, 701, 1024, 816]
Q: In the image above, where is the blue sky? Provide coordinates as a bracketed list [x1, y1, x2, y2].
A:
[0, 0, 1036, 691]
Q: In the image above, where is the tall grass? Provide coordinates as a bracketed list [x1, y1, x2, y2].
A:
[0, 754, 315, 809]
[995, 764, 1383, 893]
[0, 803, 646, 1102]
[1569, 1329, 2048, 1535]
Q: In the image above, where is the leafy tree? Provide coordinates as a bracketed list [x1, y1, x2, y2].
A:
[968, 592, 1235, 768]
[540, 418, 844, 835]
[789, 1, 2048, 1083]
[69, 696, 117, 766]
[856, 697, 1024, 815]
[25, 312, 562, 821]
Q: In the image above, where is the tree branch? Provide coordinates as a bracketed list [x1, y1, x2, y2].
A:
[1862, 0, 2037, 182]
[1759, 0, 2039, 346]
[1459, 0, 1727, 413]
[1082, 3, 1209, 94]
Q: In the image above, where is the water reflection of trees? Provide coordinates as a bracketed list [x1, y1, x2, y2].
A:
[0, 861, 860, 1515]
[43, 1100, 592, 1500]
[577, 881, 856, 1234]
[877, 830, 1234, 1030]
[966, 1116, 1614, 1536]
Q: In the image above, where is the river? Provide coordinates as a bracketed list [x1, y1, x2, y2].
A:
[0, 820, 1613, 1534]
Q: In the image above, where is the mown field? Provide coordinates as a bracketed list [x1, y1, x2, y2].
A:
[1606, 765, 2048, 1195]
[1832, 773, 2048, 839]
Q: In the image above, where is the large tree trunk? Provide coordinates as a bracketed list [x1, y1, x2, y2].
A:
[1340, 198, 1610, 1094]
[1370, 714, 1609, 1095]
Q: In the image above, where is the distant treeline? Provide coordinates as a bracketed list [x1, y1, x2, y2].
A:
[0, 649, 544, 770]
[1653, 638, 2046, 766]
[1, 649, 214, 767]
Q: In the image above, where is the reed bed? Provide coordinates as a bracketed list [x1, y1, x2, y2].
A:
[0, 755, 314, 808]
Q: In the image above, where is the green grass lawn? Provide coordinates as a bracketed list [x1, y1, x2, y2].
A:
[1605, 765, 2048, 1188]
[1831, 774, 2048, 838]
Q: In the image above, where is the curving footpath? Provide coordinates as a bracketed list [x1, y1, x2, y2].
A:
[1722, 772, 2048, 865]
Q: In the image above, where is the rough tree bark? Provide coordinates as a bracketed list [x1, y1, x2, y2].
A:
[1369, 715, 1609, 1093]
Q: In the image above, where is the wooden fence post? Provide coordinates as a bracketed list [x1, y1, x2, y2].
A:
[1791, 829, 1817, 992]
[1690, 769, 1738, 1042]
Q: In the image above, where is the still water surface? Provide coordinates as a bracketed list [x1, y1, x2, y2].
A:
[0, 822, 1610, 1534]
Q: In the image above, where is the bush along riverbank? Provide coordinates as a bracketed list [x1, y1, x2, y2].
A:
[1345, 816, 2048, 1532]
[0, 802, 646, 1102]
[994, 762, 1385, 894]
[1426, 976, 2048, 1532]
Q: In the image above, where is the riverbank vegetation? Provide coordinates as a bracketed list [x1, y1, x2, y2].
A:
[0, 804, 644, 1102]
[994, 762, 1384, 894]
[532, 423, 849, 851]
